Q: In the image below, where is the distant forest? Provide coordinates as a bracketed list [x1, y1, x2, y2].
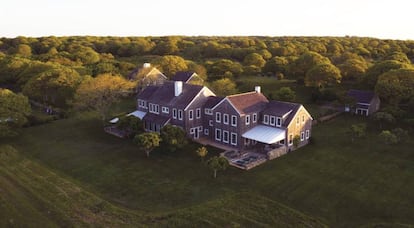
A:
[0, 36, 413, 122]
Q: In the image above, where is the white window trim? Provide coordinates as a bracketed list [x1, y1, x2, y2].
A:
[270, 116, 276, 126]
[253, 113, 257, 123]
[216, 112, 221, 123]
[231, 115, 237, 127]
[178, 110, 183, 120]
[223, 114, 229, 125]
[215, 128, 221, 141]
[205, 108, 213, 115]
[189, 110, 193, 120]
[162, 106, 169, 114]
[204, 128, 209, 135]
[306, 130, 310, 139]
[231, 133, 237, 146]
[276, 117, 282, 127]
[263, 115, 269, 124]
[246, 115, 250, 125]
[223, 130, 229, 143]
[173, 108, 177, 119]
[288, 134, 293, 145]
[301, 132, 305, 141]
[196, 108, 201, 119]
[209, 120, 213, 126]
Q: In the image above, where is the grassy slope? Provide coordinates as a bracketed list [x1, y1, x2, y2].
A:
[0, 145, 323, 227]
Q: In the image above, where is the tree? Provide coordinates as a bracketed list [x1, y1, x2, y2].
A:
[155, 55, 188, 77]
[160, 125, 188, 152]
[290, 51, 330, 81]
[348, 123, 366, 143]
[305, 63, 341, 88]
[206, 156, 229, 178]
[117, 115, 143, 137]
[364, 60, 412, 88]
[275, 87, 296, 102]
[372, 112, 395, 129]
[293, 135, 301, 149]
[375, 68, 414, 105]
[207, 59, 243, 80]
[15, 44, 32, 57]
[243, 53, 266, 68]
[210, 78, 238, 96]
[263, 56, 288, 75]
[0, 89, 31, 137]
[134, 132, 161, 157]
[391, 128, 408, 143]
[196, 146, 208, 162]
[338, 58, 368, 81]
[378, 130, 398, 145]
[23, 66, 83, 107]
[73, 74, 135, 121]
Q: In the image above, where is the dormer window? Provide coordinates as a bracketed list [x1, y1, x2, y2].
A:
[263, 115, 269, 124]
[276, 117, 282, 127]
[253, 113, 257, 123]
[270, 116, 275, 126]
[246, 115, 250, 125]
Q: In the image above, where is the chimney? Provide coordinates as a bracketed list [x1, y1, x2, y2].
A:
[143, 63, 151, 68]
[255, 86, 261, 93]
[174, 81, 183, 96]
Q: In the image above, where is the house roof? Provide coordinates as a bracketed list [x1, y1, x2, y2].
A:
[127, 110, 147, 119]
[128, 66, 167, 81]
[204, 96, 223, 109]
[347, 89, 376, 104]
[143, 113, 170, 126]
[242, 125, 286, 144]
[263, 100, 302, 127]
[137, 81, 204, 110]
[226, 92, 269, 114]
[171, 71, 196, 82]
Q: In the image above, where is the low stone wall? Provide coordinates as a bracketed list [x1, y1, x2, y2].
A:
[267, 147, 287, 160]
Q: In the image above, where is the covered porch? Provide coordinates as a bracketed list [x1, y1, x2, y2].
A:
[242, 125, 287, 159]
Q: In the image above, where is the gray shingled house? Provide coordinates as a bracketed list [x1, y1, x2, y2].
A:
[346, 89, 380, 116]
[132, 81, 313, 156]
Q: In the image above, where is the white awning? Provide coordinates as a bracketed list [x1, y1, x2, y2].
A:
[109, 117, 119, 123]
[242, 125, 286, 144]
[127, 110, 147, 119]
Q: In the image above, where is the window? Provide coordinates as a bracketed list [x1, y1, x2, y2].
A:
[216, 112, 221, 123]
[204, 128, 209, 135]
[302, 115, 305, 123]
[231, 133, 237, 146]
[288, 134, 293, 145]
[189, 110, 193, 120]
[215, 128, 221, 141]
[231, 115, 237, 126]
[263, 115, 269, 124]
[198, 126, 203, 132]
[205, 108, 213, 115]
[253, 113, 257, 123]
[190, 128, 195, 134]
[223, 131, 229, 143]
[306, 130, 310, 139]
[149, 103, 159, 114]
[162, 107, 169, 114]
[270, 116, 276, 126]
[296, 117, 299, 125]
[196, 108, 201, 119]
[209, 120, 213, 126]
[301, 132, 305, 141]
[223, 114, 229, 124]
[178, 110, 183, 120]
[246, 115, 250, 125]
[173, 108, 177, 119]
[276, 117, 282, 127]
[155, 105, 159, 114]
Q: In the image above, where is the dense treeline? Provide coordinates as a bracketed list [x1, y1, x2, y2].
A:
[1, 36, 414, 128]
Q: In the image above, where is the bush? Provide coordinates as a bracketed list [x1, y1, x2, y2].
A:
[378, 130, 398, 145]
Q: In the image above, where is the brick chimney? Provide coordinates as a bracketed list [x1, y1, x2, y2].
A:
[174, 81, 183, 96]
[255, 86, 261, 93]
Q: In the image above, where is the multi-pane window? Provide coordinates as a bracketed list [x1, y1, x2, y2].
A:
[162, 107, 169, 114]
[189, 110, 193, 120]
[263, 115, 269, 124]
[178, 110, 183, 120]
[231, 133, 237, 145]
[205, 108, 213, 115]
[216, 112, 221, 123]
[223, 114, 229, 124]
[245, 115, 250, 125]
[223, 131, 229, 143]
[270, 116, 275, 126]
[196, 108, 201, 119]
[173, 108, 177, 119]
[276, 117, 282, 127]
[231, 115, 237, 126]
[215, 129, 221, 141]
[252, 113, 257, 123]
[288, 134, 293, 145]
[306, 130, 310, 139]
[301, 132, 305, 141]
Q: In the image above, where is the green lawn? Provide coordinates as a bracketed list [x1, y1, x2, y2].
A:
[1, 114, 414, 227]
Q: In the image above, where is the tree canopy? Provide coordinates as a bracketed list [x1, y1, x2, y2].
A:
[0, 89, 31, 137]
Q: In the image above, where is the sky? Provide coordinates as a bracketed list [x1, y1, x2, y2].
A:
[1, 0, 413, 40]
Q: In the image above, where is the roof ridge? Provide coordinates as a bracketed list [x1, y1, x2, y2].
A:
[227, 91, 258, 98]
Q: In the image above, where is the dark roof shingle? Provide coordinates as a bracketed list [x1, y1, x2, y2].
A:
[263, 101, 301, 127]
[171, 71, 195, 82]
[204, 96, 223, 109]
[347, 89, 376, 104]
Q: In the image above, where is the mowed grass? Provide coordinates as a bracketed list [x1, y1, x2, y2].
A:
[2, 114, 414, 227]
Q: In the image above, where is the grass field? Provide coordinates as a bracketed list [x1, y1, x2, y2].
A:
[1, 112, 413, 227]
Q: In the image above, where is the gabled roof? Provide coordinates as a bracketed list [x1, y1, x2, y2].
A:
[143, 113, 170, 126]
[347, 89, 376, 104]
[137, 81, 204, 110]
[128, 66, 167, 81]
[263, 101, 302, 127]
[204, 96, 223, 109]
[226, 92, 269, 114]
[171, 71, 197, 82]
